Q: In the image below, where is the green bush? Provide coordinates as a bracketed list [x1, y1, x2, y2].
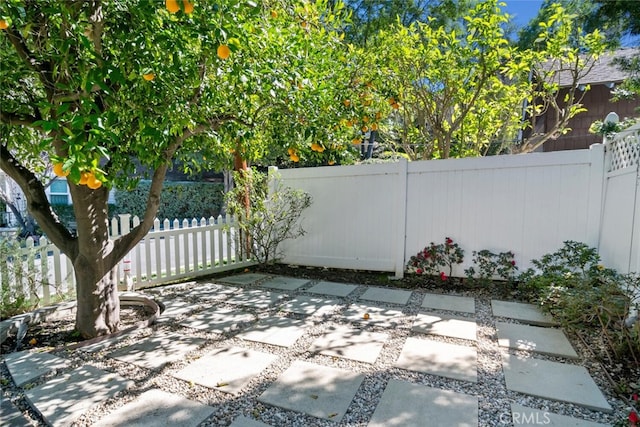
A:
[112, 181, 225, 220]
[519, 241, 639, 365]
[1, 236, 40, 319]
[225, 169, 312, 265]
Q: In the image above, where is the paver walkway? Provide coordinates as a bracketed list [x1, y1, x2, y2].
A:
[0, 274, 616, 427]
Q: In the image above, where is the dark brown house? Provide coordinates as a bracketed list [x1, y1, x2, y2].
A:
[538, 48, 639, 152]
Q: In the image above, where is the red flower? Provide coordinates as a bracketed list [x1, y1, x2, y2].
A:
[511, 260, 516, 266]
[633, 393, 638, 401]
[440, 272, 447, 281]
[416, 268, 423, 275]
[630, 410, 639, 423]
[445, 237, 453, 245]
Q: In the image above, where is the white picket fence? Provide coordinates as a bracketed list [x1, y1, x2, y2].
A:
[0, 214, 254, 307]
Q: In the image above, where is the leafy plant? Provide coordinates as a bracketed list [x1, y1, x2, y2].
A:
[406, 237, 464, 279]
[465, 249, 518, 286]
[1, 236, 40, 319]
[225, 169, 312, 265]
[518, 241, 639, 367]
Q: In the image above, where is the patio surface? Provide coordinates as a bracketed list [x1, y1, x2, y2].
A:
[0, 273, 615, 426]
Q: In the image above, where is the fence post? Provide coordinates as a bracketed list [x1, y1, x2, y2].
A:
[587, 143, 606, 251]
[118, 214, 134, 290]
[394, 158, 409, 279]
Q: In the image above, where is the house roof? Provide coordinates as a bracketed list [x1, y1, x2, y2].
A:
[554, 48, 638, 87]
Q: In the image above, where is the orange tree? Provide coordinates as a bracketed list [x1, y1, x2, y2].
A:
[0, 0, 355, 338]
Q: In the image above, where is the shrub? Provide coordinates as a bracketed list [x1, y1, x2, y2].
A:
[406, 237, 464, 280]
[465, 249, 518, 286]
[112, 181, 224, 220]
[519, 241, 639, 366]
[1, 236, 42, 319]
[225, 169, 312, 265]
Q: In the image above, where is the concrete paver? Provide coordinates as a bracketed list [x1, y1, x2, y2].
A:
[219, 273, 270, 285]
[278, 295, 338, 316]
[308, 324, 388, 364]
[174, 346, 278, 394]
[180, 307, 255, 333]
[229, 416, 273, 427]
[225, 289, 286, 309]
[342, 303, 405, 328]
[411, 313, 477, 341]
[502, 354, 612, 412]
[307, 281, 358, 297]
[510, 404, 611, 426]
[24, 365, 133, 426]
[421, 293, 475, 314]
[496, 322, 578, 358]
[4, 350, 70, 386]
[491, 300, 555, 326]
[368, 379, 478, 427]
[359, 287, 412, 305]
[92, 389, 214, 427]
[108, 333, 206, 370]
[237, 316, 307, 347]
[258, 360, 365, 422]
[395, 337, 478, 383]
[184, 283, 237, 301]
[0, 397, 33, 427]
[158, 298, 199, 319]
[260, 276, 310, 291]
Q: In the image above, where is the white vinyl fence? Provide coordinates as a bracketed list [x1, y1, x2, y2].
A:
[277, 127, 640, 277]
[1, 215, 254, 307]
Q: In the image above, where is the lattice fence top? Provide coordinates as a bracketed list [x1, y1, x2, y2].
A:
[607, 124, 640, 172]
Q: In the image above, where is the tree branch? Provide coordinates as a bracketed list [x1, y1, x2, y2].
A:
[0, 143, 76, 255]
[0, 110, 41, 128]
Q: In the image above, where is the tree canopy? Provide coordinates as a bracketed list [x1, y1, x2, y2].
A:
[0, 0, 356, 338]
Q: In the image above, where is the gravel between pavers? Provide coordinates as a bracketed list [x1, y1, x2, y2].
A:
[0, 275, 624, 426]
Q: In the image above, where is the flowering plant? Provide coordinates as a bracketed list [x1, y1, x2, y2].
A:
[406, 237, 464, 280]
[465, 249, 518, 285]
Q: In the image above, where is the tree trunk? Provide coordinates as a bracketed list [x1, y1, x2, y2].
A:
[74, 255, 120, 338]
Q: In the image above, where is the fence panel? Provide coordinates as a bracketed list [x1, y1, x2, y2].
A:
[277, 162, 403, 274]
[599, 124, 640, 274]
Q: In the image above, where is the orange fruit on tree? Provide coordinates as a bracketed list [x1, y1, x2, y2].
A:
[270, 10, 278, 18]
[328, 159, 336, 165]
[361, 125, 369, 133]
[392, 102, 400, 109]
[217, 45, 231, 60]
[371, 123, 379, 131]
[362, 116, 369, 123]
[287, 147, 295, 155]
[87, 175, 103, 190]
[183, 0, 194, 14]
[53, 163, 69, 177]
[78, 171, 91, 185]
[343, 99, 351, 107]
[166, 0, 180, 13]
[300, 21, 308, 29]
[352, 138, 361, 145]
[375, 111, 382, 120]
[0, 19, 8, 30]
[143, 73, 155, 81]
[290, 153, 300, 162]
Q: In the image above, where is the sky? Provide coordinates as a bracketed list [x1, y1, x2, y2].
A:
[501, 0, 545, 29]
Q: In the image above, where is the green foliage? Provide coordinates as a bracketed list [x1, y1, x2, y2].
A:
[465, 249, 518, 286]
[406, 237, 464, 279]
[225, 169, 312, 264]
[518, 241, 639, 365]
[112, 181, 224, 221]
[0, 236, 40, 319]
